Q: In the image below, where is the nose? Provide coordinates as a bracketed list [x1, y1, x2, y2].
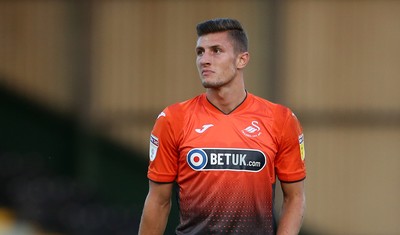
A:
[198, 51, 211, 67]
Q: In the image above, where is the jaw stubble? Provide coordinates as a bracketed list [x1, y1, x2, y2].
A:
[200, 69, 237, 89]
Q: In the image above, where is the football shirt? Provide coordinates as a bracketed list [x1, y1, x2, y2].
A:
[148, 92, 306, 234]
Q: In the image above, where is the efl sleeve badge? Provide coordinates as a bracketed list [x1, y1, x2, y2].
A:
[149, 134, 159, 161]
[298, 133, 305, 161]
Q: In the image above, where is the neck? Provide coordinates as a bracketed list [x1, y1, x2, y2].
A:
[206, 86, 247, 114]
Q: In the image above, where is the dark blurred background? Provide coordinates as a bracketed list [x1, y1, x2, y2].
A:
[0, 1, 399, 235]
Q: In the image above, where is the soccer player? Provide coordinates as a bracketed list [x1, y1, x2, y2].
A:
[139, 18, 306, 235]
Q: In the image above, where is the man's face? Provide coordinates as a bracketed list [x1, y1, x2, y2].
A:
[195, 31, 240, 89]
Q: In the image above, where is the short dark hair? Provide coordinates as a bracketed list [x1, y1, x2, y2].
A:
[196, 18, 248, 53]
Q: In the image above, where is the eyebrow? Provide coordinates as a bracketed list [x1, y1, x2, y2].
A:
[196, 44, 223, 51]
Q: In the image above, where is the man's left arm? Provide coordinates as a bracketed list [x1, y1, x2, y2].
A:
[277, 180, 306, 235]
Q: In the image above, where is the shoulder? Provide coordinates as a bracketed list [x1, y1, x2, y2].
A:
[163, 94, 203, 116]
[248, 93, 293, 119]
[155, 94, 203, 126]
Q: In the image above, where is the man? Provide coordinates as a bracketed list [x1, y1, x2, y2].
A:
[139, 18, 306, 235]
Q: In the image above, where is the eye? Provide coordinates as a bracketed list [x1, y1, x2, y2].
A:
[196, 49, 204, 56]
[213, 48, 222, 54]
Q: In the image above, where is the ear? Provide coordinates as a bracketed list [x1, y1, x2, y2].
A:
[236, 52, 250, 69]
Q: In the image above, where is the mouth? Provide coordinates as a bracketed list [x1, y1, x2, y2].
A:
[201, 69, 214, 76]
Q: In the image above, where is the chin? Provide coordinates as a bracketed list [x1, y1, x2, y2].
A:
[202, 81, 222, 89]
[202, 77, 232, 89]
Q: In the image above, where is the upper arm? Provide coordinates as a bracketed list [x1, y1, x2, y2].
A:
[281, 180, 305, 201]
[275, 108, 306, 182]
[147, 180, 174, 205]
[277, 180, 306, 235]
[148, 106, 182, 183]
[139, 181, 174, 235]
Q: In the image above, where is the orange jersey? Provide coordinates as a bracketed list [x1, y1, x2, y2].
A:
[148, 93, 306, 234]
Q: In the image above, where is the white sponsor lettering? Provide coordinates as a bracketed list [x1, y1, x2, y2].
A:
[210, 153, 247, 166]
[187, 148, 267, 172]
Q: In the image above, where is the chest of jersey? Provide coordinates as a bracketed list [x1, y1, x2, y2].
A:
[177, 111, 279, 184]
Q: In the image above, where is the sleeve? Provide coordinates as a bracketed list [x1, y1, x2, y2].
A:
[147, 106, 180, 183]
[275, 108, 306, 183]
